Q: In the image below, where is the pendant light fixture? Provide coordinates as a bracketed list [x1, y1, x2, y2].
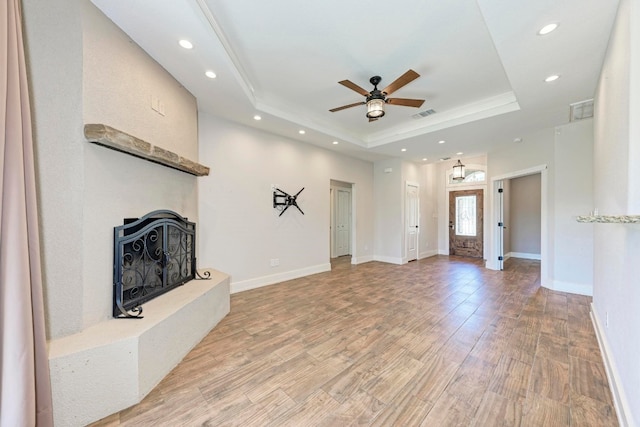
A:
[452, 159, 465, 181]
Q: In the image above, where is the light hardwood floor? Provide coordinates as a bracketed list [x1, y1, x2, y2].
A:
[91, 256, 617, 426]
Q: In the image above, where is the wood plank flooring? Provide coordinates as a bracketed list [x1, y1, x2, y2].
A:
[90, 256, 617, 426]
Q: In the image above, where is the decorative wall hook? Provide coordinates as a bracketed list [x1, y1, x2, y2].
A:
[273, 187, 304, 217]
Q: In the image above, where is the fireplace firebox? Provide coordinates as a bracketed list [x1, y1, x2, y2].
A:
[113, 210, 209, 318]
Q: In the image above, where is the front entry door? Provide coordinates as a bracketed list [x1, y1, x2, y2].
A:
[449, 189, 483, 258]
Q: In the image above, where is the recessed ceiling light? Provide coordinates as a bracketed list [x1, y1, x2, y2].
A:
[438, 140, 446, 144]
[253, 115, 261, 121]
[545, 74, 560, 82]
[422, 158, 428, 161]
[538, 23, 558, 35]
[332, 141, 339, 145]
[401, 148, 407, 152]
[178, 39, 193, 49]
[205, 70, 217, 79]
[456, 152, 464, 155]
[514, 137, 523, 143]
[299, 130, 306, 135]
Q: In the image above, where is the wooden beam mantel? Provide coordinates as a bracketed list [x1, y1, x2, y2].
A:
[84, 124, 210, 176]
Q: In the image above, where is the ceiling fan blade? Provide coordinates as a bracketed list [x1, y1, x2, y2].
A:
[382, 69, 420, 96]
[329, 101, 365, 112]
[386, 98, 425, 108]
[338, 80, 370, 96]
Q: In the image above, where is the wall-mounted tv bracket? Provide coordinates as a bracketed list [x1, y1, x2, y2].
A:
[273, 187, 305, 217]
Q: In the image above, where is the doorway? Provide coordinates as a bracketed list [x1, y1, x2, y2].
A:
[449, 189, 484, 258]
[330, 180, 352, 259]
[405, 181, 419, 262]
[489, 164, 548, 284]
[496, 173, 542, 270]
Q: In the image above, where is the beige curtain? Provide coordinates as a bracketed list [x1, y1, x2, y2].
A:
[0, 0, 54, 425]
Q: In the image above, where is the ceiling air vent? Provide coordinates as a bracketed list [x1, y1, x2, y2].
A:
[570, 99, 594, 122]
[439, 156, 451, 161]
[412, 109, 436, 119]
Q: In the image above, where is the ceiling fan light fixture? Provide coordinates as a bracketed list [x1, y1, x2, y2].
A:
[366, 98, 385, 118]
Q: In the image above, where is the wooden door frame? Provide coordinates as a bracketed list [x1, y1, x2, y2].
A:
[449, 189, 484, 258]
[444, 183, 487, 257]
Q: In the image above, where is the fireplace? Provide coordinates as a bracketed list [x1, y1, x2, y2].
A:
[113, 209, 209, 318]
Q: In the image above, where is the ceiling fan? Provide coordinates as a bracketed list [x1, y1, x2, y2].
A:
[329, 69, 425, 121]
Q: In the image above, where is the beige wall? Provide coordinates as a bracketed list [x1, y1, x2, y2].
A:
[82, 2, 197, 158]
[23, 0, 200, 338]
[23, 0, 85, 339]
[509, 174, 541, 255]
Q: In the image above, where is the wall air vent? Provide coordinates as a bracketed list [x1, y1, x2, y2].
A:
[412, 109, 436, 119]
[570, 99, 594, 122]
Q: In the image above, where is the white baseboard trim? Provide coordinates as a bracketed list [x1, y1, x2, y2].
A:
[591, 303, 633, 427]
[437, 249, 449, 255]
[231, 263, 331, 294]
[351, 255, 373, 265]
[506, 252, 541, 260]
[544, 279, 593, 296]
[419, 250, 438, 259]
[373, 255, 404, 265]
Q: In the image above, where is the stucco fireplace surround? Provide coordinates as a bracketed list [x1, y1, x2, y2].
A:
[46, 126, 230, 427]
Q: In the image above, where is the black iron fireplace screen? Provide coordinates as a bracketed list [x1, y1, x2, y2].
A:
[113, 210, 208, 318]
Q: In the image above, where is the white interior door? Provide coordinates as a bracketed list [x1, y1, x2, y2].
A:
[497, 181, 505, 270]
[335, 189, 351, 256]
[406, 182, 419, 261]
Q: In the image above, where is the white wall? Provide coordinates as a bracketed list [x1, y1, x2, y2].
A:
[198, 113, 375, 291]
[23, 0, 200, 338]
[509, 174, 541, 256]
[373, 158, 403, 263]
[418, 163, 439, 258]
[487, 122, 595, 295]
[553, 120, 594, 290]
[592, 0, 640, 424]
